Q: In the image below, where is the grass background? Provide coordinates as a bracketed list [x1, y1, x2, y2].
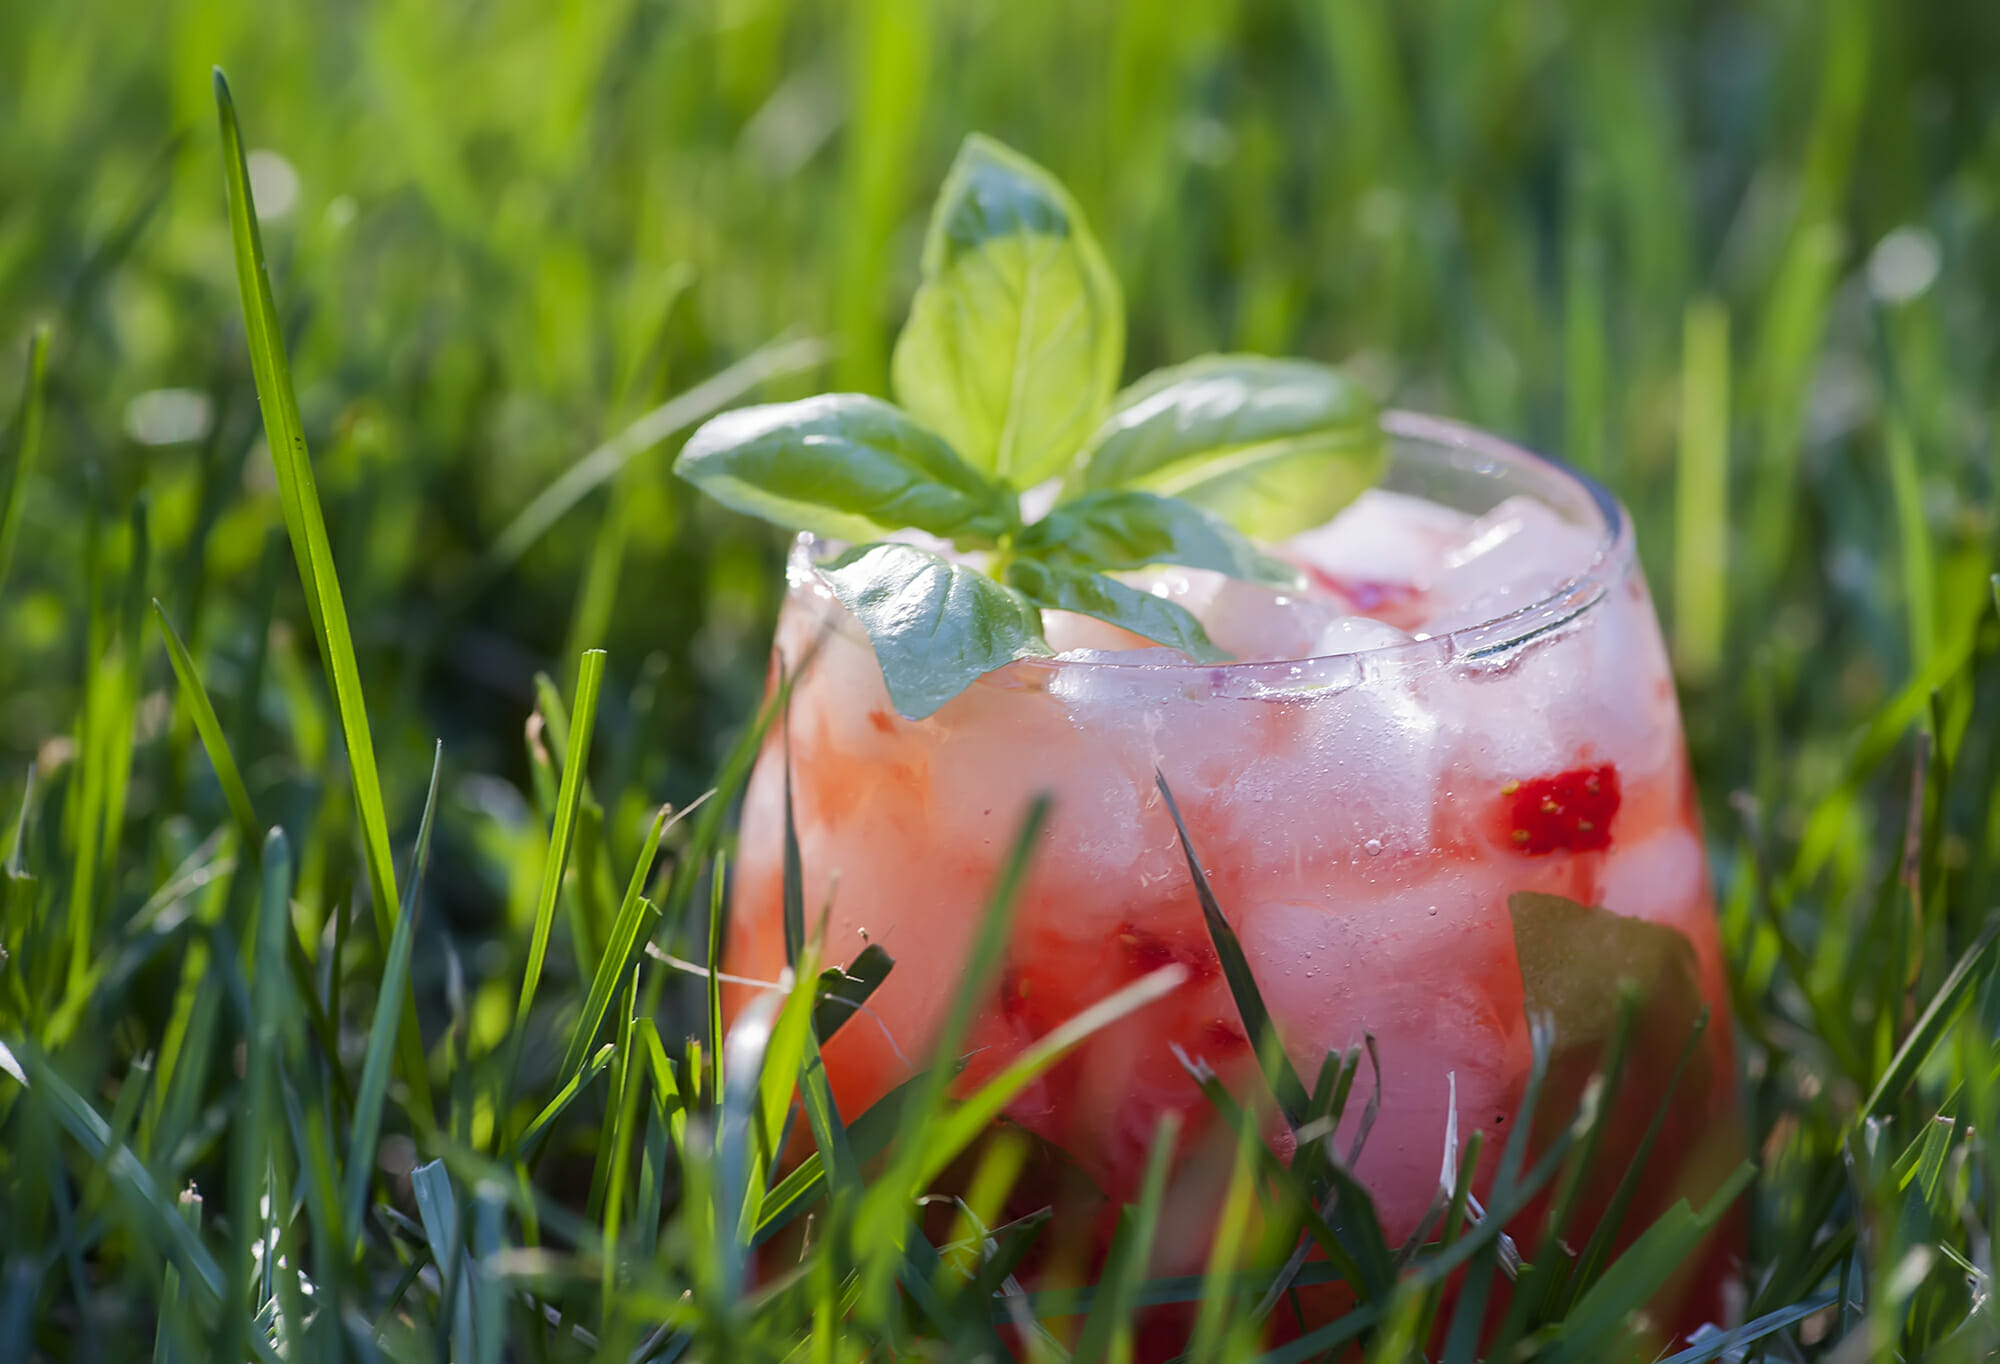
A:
[3, 0, 2000, 1359]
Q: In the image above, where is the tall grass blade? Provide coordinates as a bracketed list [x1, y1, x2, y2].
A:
[412, 1159, 474, 1362]
[715, 992, 780, 1307]
[227, 828, 296, 1364]
[212, 69, 432, 1118]
[918, 963, 1185, 1191]
[1156, 770, 1309, 1124]
[343, 741, 444, 1251]
[0, 325, 48, 604]
[1673, 297, 1729, 682]
[1073, 1112, 1180, 1363]
[12, 1041, 228, 1307]
[1863, 913, 2000, 1119]
[559, 801, 671, 1083]
[154, 601, 260, 851]
[482, 335, 829, 577]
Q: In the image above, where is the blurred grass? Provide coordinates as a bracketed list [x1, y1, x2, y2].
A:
[2, 0, 2000, 1359]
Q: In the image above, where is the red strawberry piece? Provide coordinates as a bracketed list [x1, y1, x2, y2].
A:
[1502, 763, 1620, 855]
[1114, 923, 1220, 983]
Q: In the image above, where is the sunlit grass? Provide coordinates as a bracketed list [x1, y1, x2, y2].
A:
[2, 1, 1999, 1360]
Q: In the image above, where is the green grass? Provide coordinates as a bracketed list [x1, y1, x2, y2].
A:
[3, 0, 2000, 1359]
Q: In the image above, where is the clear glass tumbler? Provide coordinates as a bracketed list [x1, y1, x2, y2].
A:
[725, 411, 1739, 1335]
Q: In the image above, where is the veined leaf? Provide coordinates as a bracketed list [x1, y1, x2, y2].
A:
[675, 393, 1016, 546]
[1015, 488, 1301, 587]
[1076, 354, 1382, 538]
[891, 134, 1123, 486]
[819, 541, 1052, 719]
[1507, 892, 1706, 1055]
[1006, 559, 1226, 663]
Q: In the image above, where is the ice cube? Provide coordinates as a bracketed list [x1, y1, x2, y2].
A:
[1238, 879, 1530, 1241]
[1185, 658, 1446, 884]
[1287, 488, 1475, 590]
[1422, 563, 1684, 820]
[1417, 495, 1600, 637]
[1201, 577, 1346, 661]
[1043, 609, 1157, 654]
[1597, 826, 1708, 928]
[1310, 614, 1417, 657]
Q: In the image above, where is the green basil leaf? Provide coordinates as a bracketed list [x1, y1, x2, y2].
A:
[820, 541, 1052, 720]
[1074, 354, 1384, 538]
[1506, 892, 1718, 1216]
[1507, 892, 1705, 1053]
[1015, 489, 1302, 588]
[890, 134, 1124, 487]
[676, 394, 1016, 546]
[1005, 559, 1226, 663]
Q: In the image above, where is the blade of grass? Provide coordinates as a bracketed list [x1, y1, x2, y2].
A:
[412, 1159, 474, 1363]
[1673, 296, 1729, 683]
[596, 963, 648, 1327]
[152, 600, 350, 1114]
[153, 601, 261, 857]
[558, 801, 671, 1083]
[1657, 1292, 1840, 1364]
[227, 828, 296, 1364]
[1188, 1083, 1270, 1362]
[12, 1041, 231, 1311]
[502, 647, 606, 1136]
[480, 334, 829, 579]
[1442, 1017, 1558, 1359]
[872, 795, 1051, 1218]
[1156, 770, 1309, 1125]
[707, 847, 726, 1102]
[1541, 1165, 1754, 1363]
[213, 69, 432, 1120]
[1175, 1045, 1374, 1295]
[343, 741, 444, 1254]
[753, 1068, 935, 1246]
[916, 964, 1186, 1192]
[714, 993, 781, 1308]
[1073, 1112, 1180, 1364]
[1861, 913, 2000, 1120]
[509, 1044, 618, 1165]
[781, 688, 805, 966]
[0, 324, 48, 604]
[812, 942, 895, 1043]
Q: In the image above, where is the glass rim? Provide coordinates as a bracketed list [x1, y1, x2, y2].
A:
[788, 409, 1634, 692]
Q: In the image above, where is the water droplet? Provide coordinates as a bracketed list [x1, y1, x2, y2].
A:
[1364, 838, 1384, 856]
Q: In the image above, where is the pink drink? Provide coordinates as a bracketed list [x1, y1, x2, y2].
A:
[726, 413, 1738, 1336]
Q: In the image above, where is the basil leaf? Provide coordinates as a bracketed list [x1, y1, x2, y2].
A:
[1507, 892, 1705, 1053]
[1507, 891, 1718, 1208]
[1074, 354, 1384, 538]
[676, 394, 1017, 546]
[820, 541, 1052, 720]
[890, 135, 1124, 487]
[1015, 489, 1302, 588]
[1005, 559, 1226, 664]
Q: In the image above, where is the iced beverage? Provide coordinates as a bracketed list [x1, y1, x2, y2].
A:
[725, 412, 1737, 1331]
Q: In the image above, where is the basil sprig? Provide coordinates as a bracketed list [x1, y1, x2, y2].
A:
[677, 134, 1383, 719]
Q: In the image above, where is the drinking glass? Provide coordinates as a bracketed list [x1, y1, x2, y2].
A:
[725, 410, 1738, 1332]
